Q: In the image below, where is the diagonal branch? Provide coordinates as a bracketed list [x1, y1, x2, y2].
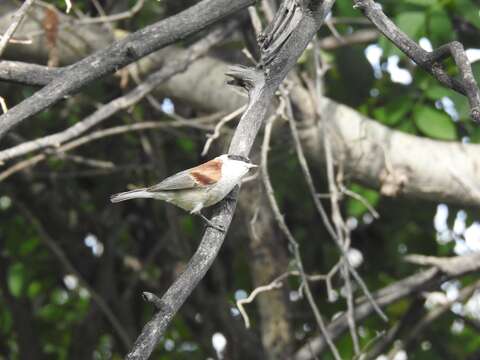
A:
[0, 0, 255, 140]
[125, 1, 336, 359]
[0, 0, 35, 57]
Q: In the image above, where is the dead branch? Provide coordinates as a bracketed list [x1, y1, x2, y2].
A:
[0, 0, 256, 140]
[0, 0, 35, 57]
[0, 24, 233, 163]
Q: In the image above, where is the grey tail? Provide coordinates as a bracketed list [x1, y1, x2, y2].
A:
[110, 188, 152, 203]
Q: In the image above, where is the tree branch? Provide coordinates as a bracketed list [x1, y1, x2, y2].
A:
[0, 0, 255, 140]
[132, 52, 480, 208]
[0, 23, 234, 163]
[0, 0, 35, 57]
[352, 0, 480, 122]
[294, 252, 480, 359]
[124, 1, 336, 358]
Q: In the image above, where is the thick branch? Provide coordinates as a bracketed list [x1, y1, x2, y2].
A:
[0, 60, 61, 85]
[150, 54, 480, 208]
[304, 97, 480, 208]
[0, 25, 233, 163]
[0, 0, 255, 140]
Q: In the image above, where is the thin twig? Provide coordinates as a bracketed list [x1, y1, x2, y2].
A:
[237, 273, 287, 328]
[0, 0, 35, 57]
[323, 136, 387, 323]
[0, 97, 7, 114]
[340, 185, 380, 219]
[0, 116, 218, 182]
[237, 269, 339, 329]
[261, 114, 342, 360]
[323, 135, 360, 355]
[201, 105, 247, 156]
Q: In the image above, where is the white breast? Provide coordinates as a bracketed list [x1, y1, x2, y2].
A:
[204, 160, 250, 206]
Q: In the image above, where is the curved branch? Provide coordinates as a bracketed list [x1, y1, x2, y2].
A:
[353, 0, 480, 122]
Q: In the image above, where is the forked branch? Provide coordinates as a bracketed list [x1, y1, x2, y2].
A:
[353, 0, 480, 122]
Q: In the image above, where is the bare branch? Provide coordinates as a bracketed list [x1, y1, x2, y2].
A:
[0, 60, 61, 86]
[0, 24, 233, 163]
[0, 0, 35, 57]
[0, 0, 256, 140]
[201, 105, 247, 156]
[0, 115, 218, 182]
[295, 252, 480, 359]
[353, 0, 480, 122]
[261, 113, 341, 360]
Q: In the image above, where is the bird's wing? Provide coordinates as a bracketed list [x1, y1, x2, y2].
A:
[147, 158, 222, 191]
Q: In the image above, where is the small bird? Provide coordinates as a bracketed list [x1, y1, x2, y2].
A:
[110, 154, 257, 231]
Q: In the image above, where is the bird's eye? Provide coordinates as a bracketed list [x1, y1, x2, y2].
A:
[228, 154, 250, 163]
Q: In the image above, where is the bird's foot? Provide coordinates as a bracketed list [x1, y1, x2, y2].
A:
[225, 193, 237, 202]
[197, 212, 225, 232]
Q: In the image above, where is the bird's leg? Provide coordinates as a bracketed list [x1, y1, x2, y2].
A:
[224, 186, 239, 202]
[190, 203, 225, 232]
[197, 212, 225, 232]
[224, 192, 237, 202]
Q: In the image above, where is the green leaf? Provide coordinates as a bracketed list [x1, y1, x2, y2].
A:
[373, 97, 413, 126]
[413, 105, 457, 140]
[395, 11, 427, 40]
[425, 85, 453, 100]
[428, 10, 454, 43]
[455, 0, 480, 28]
[470, 127, 480, 143]
[346, 184, 380, 218]
[7, 263, 26, 297]
[176, 138, 195, 153]
[404, 0, 437, 6]
[19, 237, 39, 256]
[28, 281, 43, 299]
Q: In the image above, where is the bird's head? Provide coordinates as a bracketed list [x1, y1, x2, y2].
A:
[217, 154, 257, 180]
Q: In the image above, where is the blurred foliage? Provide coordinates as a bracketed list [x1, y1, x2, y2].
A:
[1, 0, 480, 359]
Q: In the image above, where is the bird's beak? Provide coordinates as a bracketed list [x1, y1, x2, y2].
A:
[247, 163, 258, 169]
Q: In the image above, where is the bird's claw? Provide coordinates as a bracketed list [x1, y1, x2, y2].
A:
[206, 222, 225, 233]
[196, 212, 225, 232]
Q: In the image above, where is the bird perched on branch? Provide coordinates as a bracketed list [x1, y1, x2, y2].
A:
[110, 154, 257, 231]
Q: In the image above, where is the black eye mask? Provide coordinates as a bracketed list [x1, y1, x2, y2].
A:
[227, 154, 250, 163]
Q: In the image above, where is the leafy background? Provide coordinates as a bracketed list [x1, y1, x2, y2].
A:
[1, 0, 480, 359]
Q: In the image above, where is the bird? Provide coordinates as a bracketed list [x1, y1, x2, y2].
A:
[110, 154, 257, 231]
